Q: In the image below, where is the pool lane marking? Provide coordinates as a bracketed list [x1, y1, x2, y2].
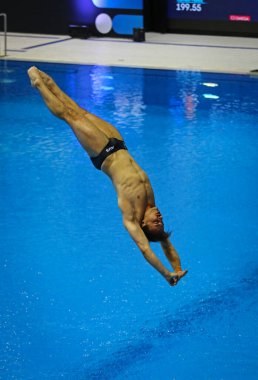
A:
[0, 33, 62, 39]
[24, 37, 72, 50]
[1, 36, 72, 54]
[5, 49, 27, 53]
[147, 41, 258, 51]
[88, 37, 258, 51]
[4, 33, 258, 52]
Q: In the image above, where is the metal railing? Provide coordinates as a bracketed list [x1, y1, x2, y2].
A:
[0, 13, 7, 57]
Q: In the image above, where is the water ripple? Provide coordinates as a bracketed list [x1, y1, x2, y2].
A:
[77, 269, 258, 379]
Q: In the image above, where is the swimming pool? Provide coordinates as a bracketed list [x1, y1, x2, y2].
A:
[1, 60, 258, 379]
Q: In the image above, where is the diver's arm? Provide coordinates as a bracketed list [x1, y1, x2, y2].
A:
[160, 238, 182, 271]
[160, 238, 188, 285]
[123, 218, 171, 282]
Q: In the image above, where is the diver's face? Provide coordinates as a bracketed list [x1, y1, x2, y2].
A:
[142, 207, 164, 233]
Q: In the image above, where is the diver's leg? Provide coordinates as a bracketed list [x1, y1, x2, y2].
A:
[86, 113, 123, 140]
[38, 69, 84, 114]
[38, 68, 123, 140]
[28, 67, 109, 157]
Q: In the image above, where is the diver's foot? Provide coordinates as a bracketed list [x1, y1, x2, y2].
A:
[28, 66, 66, 118]
[28, 66, 41, 88]
[168, 270, 188, 286]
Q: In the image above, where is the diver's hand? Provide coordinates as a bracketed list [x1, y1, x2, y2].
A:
[167, 270, 188, 286]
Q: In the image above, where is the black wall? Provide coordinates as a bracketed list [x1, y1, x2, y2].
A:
[144, 0, 168, 33]
[1, 0, 72, 35]
[1, 0, 258, 37]
[168, 20, 258, 37]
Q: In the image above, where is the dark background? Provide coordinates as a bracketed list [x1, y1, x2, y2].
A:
[1, 0, 73, 35]
[1, 0, 258, 36]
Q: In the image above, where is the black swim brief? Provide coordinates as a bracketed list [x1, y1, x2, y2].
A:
[90, 137, 128, 170]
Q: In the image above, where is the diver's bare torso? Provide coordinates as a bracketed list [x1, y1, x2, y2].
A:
[101, 149, 155, 223]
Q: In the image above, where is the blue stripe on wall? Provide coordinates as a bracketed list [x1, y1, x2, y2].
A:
[92, 0, 143, 10]
[113, 15, 143, 34]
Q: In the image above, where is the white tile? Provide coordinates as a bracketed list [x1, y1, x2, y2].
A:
[1, 32, 258, 74]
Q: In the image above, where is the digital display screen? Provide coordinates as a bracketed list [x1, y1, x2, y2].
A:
[168, 0, 258, 23]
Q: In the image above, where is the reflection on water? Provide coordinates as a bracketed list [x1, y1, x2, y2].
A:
[175, 71, 201, 121]
[90, 65, 146, 134]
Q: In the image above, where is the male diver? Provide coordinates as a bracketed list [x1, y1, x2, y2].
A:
[28, 66, 188, 286]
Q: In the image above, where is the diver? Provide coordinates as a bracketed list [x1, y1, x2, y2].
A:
[28, 66, 188, 286]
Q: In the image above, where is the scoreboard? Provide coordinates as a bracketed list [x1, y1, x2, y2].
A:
[168, 0, 258, 22]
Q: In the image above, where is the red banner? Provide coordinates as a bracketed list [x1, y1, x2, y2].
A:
[229, 15, 251, 22]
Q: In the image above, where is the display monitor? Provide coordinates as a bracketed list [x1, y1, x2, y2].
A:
[168, 0, 258, 22]
[167, 0, 258, 35]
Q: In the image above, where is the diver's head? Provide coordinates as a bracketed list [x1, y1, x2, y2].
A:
[141, 207, 170, 242]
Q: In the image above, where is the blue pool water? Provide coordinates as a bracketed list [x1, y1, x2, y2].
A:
[0, 60, 258, 379]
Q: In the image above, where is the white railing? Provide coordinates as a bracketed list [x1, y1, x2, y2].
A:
[0, 13, 7, 57]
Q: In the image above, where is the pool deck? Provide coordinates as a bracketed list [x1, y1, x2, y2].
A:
[1, 32, 258, 74]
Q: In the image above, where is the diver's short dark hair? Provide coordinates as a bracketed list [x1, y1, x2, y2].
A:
[142, 225, 171, 242]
